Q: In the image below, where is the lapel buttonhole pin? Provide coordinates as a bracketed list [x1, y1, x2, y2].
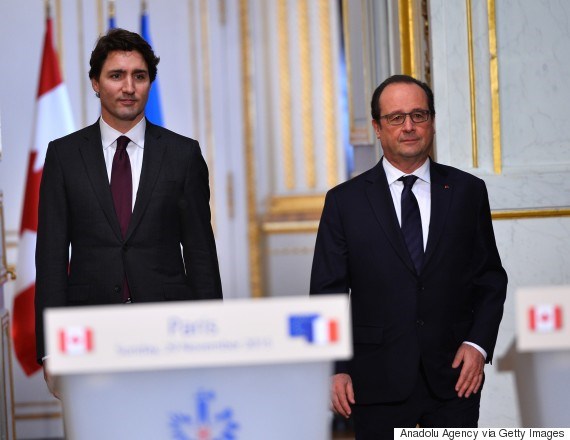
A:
[444, 184, 450, 189]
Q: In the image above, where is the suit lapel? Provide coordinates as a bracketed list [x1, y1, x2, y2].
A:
[79, 122, 124, 240]
[125, 121, 166, 241]
[424, 161, 452, 267]
[365, 160, 416, 274]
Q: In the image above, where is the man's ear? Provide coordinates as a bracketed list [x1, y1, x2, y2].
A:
[372, 119, 381, 139]
[91, 78, 99, 94]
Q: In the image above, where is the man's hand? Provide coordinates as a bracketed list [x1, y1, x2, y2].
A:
[42, 362, 60, 400]
[331, 373, 355, 418]
[452, 343, 485, 398]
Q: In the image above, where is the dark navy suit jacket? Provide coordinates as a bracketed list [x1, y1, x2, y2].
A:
[35, 120, 222, 361]
[310, 158, 507, 404]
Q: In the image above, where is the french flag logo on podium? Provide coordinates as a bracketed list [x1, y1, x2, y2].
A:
[59, 326, 93, 355]
[529, 304, 563, 333]
[288, 314, 339, 345]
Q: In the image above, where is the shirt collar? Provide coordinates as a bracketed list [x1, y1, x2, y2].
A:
[382, 156, 431, 185]
[99, 117, 146, 150]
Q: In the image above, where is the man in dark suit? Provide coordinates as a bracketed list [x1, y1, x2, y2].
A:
[310, 75, 507, 437]
[35, 29, 222, 395]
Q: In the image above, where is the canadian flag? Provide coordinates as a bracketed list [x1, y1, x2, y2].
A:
[11, 16, 74, 375]
[312, 317, 339, 345]
[59, 327, 93, 355]
[529, 304, 563, 333]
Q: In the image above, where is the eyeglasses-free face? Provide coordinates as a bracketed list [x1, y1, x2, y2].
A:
[379, 110, 432, 126]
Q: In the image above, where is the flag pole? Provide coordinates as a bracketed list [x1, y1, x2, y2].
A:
[108, 0, 116, 29]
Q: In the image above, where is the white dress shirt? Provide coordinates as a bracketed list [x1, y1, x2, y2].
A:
[382, 157, 487, 360]
[100, 117, 145, 211]
[383, 157, 431, 250]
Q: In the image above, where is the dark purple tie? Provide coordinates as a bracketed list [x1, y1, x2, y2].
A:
[110, 135, 132, 301]
[399, 175, 424, 274]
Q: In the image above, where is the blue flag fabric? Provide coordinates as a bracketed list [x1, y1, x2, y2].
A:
[141, 11, 164, 126]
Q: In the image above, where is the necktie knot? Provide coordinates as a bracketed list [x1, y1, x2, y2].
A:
[116, 136, 130, 151]
[399, 175, 418, 189]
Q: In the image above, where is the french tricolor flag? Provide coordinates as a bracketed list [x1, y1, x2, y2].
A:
[288, 314, 339, 344]
[311, 316, 339, 345]
[59, 327, 93, 355]
[529, 304, 563, 333]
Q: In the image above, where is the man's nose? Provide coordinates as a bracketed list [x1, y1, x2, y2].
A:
[123, 77, 135, 93]
[402, 115, 415, 131]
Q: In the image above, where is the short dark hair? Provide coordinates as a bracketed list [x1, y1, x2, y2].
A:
[88, 28, 160, 82]
[370, 74, 435, 121]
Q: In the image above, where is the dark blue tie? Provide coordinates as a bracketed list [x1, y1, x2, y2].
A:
[399, 175, 424, 274]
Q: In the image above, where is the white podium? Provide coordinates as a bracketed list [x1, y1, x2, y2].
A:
[45, 295, 351, 439]
[512, 285, 570, 427]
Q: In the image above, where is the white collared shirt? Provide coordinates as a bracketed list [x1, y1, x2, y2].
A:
[100, 117, 145, 211]
[383, 157, 431, 251]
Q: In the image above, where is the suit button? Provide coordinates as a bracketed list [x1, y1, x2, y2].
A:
[416, 319, 424, 326]
[114, 285, 121, 293]
[122, 244, 128, 252]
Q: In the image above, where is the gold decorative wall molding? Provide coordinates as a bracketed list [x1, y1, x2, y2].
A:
[267, 194, 325, 215]
[318, 0, 339, 187]
[239, 0, 262, 298]
[299, 0, 316, 188]
[262, 220, 320, 234]
[269, 246, 315, 255]
[262, 204, 570, 234]
[487, 0, 502, 174]
[1, 312, 16, 440]
[262, 194, 325, 234]
[466, 0, 478, 168]
[399, 0, 418, 77]
[277, 0, 295, 189]
[420, 0, 431, 85]
[199, 0, 217, 230]
[492, 208, 570, 220]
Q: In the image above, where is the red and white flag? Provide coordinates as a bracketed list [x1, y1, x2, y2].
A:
[11, 16, 74, 375]
[59, 327, 93, 355]
[529, 304, 563, 333]
[312, 317, 339, 345]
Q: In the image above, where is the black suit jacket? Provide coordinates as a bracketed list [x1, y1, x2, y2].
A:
[310, 158, 507, 404]
[35, 120, 223, 361]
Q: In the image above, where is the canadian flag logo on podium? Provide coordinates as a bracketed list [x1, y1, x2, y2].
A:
[528, 304, 563, 333]
[59, 327, 94, 355]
